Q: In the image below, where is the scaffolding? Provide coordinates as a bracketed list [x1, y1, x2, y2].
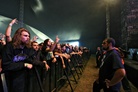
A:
[121, 0, 138, 50]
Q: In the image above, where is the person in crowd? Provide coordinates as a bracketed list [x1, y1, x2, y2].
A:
[2, 28, 35, 92]
[64, 43, 70, 54]
[41, 36, 59, 63]
[95, 47, 102, 68]
[72, 46, 83, 66]
[61, 44, 71, 61]
[54, 43, 66, 68]
[0, 34, 6, 72]
[0, 33, 6, 92]
[0, 33, 6, 44]
[0, 37, 5, 92]
[0, 18, 17, 74]
[31, 41, 50, 71]
[38, 42, 43, 51]
[73, 46, 83, 55]
[0, 33, 6, 72]
[27, 41, 50, 92]
[93, 38, 126, 92]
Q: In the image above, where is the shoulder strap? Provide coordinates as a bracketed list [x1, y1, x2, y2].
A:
[103, 50, 114, 61]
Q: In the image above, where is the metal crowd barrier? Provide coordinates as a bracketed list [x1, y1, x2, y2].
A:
[0, 51, 91, 92]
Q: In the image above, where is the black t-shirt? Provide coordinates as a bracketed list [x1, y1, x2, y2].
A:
[2, 42, 36, 72]
[99, 49, 124, 83]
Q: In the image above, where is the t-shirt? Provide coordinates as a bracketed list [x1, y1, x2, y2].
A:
[99, 49, 124, 83]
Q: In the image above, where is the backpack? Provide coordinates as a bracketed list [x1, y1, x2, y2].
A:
[114, 47, 125, 64]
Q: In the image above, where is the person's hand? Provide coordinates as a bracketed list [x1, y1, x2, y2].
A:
[55, 35, 60, 43]
[24, 63, 33, 69]
[52, 57, 57, 63]
[63, 64, 66, 69]
[1, 40, 6, 45]
[105, 79, 111, 88]
[32, 36, 38, 41]
[10, 18, 18, 25]
[68, 59, 71, 62]
[43, 61, 50, 71]
[45, 64, 50, 71]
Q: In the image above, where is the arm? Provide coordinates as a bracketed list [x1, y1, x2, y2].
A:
[31, 36, 38, 42]
[59, 55, 66, 69]
[2, 43, 32, 71]
[105, 68, 126, 87]
[54, 52, 66, 68]
[5, 18, 18, 42]
[50, 36, 60, 51]
[54, 52, 68, 59]
[43, 61, 50, 71]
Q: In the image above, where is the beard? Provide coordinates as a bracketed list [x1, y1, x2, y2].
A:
[20, 40, 30, 47]
[102, 46, 109, 50]
[21, 40, 29, 44]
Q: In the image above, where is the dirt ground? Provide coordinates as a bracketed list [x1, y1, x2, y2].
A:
[59, 55, 138, 92]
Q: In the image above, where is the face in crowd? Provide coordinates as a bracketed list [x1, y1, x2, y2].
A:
[20, 31, 30, 44]
[32, 42, 39, 51]
[102, 38, 115, 50]
[12, 28, 31, 48]
[102, 40, 109, 50]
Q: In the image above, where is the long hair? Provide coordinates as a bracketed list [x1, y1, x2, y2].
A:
[43, 39, 50, 46]
[41, 39, 50, 55]
[42, 39, 51, 50]
[12, 28, 31, 49]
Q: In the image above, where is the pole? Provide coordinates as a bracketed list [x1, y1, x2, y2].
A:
[106, 1, 110, 38]
[19, 0, 24, 27]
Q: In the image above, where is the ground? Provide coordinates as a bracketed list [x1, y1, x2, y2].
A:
[59, 55, 138, 92]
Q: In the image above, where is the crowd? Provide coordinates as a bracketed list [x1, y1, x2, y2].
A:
[0, 18, 131, 92]
[0, 18, 89, 92]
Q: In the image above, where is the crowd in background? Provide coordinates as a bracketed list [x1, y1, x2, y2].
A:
[0, 18, 90, 92]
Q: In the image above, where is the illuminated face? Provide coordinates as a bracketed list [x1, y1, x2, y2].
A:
[57, 44, 61, 49]
[47, 40, 51, 46]
[97, 47, 100, 50]
[62, 46, 66, 50]
[32, 42, 39, 51]
[102, 40, 109, 50]
[21, 31, 30, 44]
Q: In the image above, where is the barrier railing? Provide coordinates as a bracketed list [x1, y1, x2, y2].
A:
[0, 51, 91, 92]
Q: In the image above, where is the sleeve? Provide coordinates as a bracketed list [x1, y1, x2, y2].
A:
[27, 50, 45, 67]
[112, 51, 124, 69]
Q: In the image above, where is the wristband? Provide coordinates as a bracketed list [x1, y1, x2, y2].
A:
[25, 63, 28, 67]
[43, 61, 47, 64]
[9, 23, 13, 27]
